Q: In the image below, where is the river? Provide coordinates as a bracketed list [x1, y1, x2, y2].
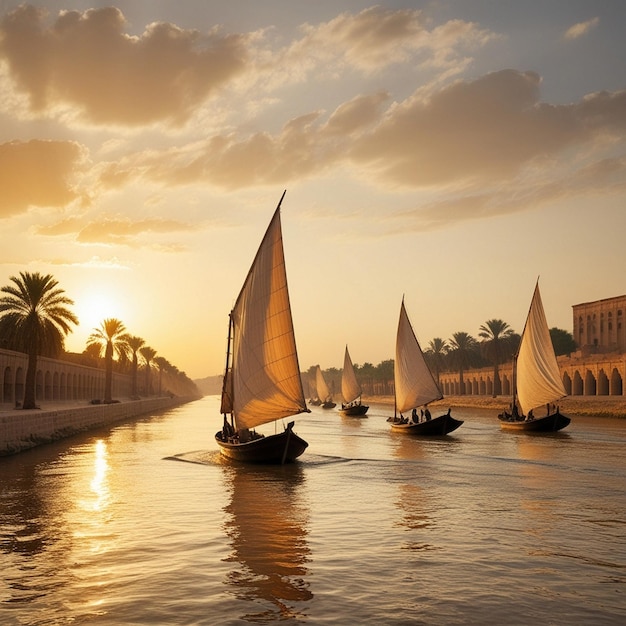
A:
[1, 396, 625, 625]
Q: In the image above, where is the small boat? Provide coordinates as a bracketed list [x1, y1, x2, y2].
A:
[388, 298, 463, 436]
[315, 365, 336, 409]
[498, 281, 571, 433]
[339, 345, 369, 416]
[216, 191, 310, 463]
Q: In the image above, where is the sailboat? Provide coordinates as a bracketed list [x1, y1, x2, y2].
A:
[315, 365, 336, 409]
[498, 281, 571, 432]
[339, 345, 369, 416]
[216, 191, 310, 463]
[388, 298, 463, 436]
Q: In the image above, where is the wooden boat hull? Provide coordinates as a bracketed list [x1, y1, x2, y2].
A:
[498, 411, 570, 432]
[339, 404, 369, 417]
[389, 413, 463, 436]
[215, 424, 308, 464]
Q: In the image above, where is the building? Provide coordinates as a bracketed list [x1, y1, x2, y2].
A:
[573, 294, 626, 355]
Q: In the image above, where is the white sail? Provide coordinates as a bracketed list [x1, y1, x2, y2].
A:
[226, 202, 308, 431]
[341, 345, 361, 404]
[394, 299, 443, 414]
[315, 365, 331, 402]
[516, 282, 566, 416]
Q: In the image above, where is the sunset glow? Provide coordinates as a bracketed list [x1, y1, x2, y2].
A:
[1, 1, 624, 379]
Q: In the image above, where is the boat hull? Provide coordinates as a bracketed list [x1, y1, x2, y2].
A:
[215, 424, 308, 464]
[498, 411, 571, 432]
[389, 413, 463, 436]
[339, 404, 369, 417]
[322, 401, 336, 409]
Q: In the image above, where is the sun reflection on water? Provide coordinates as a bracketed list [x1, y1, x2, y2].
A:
[83, 439, 111, 514]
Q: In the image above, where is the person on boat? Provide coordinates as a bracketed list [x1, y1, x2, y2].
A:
[527, 409, 534, 421]
[424, 406, 432, 421]
[411, 408, 419, 423]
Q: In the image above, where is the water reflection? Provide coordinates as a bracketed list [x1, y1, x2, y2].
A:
[222, 463, 312, 622]
[1, 438, 116, 613]
[81, 439, 111, 513]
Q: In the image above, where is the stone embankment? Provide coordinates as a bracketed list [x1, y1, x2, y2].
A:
[363, 395, 626, 418]
[0, 396, 198, 456]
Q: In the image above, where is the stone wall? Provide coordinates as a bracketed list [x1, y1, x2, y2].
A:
[0, 396, 196, 456]
[437, 352, 626, 398]
[1, 348, 131, 406]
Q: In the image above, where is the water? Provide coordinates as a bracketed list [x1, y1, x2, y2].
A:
[1, 397, 625, 625]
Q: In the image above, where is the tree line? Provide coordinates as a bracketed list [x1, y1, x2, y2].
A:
[308, 319, 575, 397]
[0, 271, 198, 410]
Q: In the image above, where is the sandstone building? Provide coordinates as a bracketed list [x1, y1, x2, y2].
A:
[573, 294, 626, 354]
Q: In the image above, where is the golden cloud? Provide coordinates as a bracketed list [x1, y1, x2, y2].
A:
[0, 4, 250, 126]
[0, 139, 84, 216]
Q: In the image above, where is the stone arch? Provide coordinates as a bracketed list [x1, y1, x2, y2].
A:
[15, 367, 24, 403]
[45, 370, 52, 400]
[53, 371, 60, 400]
[36, 370, 44, 400]
[584, 370, 597, 396]
[563, 371, 572, 395]
[573, 371, 583, 395]
[597, 369, 609, 396]
[502, 374, 511, 396]
[610, 368, 623, 396]
[3, 366, 12, 403]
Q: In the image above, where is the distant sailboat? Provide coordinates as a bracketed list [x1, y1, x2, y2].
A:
[315, 365, 336, 409]
[216, 191, 310, 463]
[388, 298, 463, 436]
[498, 281, 571, 432]
[339, 345, 369, 416]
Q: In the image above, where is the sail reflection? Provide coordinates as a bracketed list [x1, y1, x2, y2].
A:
[515, 436, 566, 534]
[222, 464, 312, 621]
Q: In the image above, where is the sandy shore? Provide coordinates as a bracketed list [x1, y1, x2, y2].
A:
[362, 394, 626, 418]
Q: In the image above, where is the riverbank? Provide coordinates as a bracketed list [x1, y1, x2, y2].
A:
[362, 394, 626, 418]
[0, 396, 199, 456]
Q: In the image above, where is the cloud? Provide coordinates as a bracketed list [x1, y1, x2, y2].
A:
[290, 6, 496, 73]
[388, 155, 626, 234]
[36, 215, 195, 246]
[0, 4, 250, 126]
[563, 17, 599, 40]
[349, 70, 626, 188]
[0, 139, 84, 217]
[90, 69, 626, 207]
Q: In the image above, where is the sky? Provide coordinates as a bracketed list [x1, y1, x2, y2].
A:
[0, 1, 625, 380]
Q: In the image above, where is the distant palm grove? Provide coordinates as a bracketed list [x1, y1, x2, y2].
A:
[306, 319, 576, 398]
[0, 271, 198, 409]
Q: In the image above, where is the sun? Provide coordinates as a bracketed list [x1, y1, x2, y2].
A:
[74, 288, 128, 332]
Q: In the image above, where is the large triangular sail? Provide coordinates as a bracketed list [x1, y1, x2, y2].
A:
[222, 196, 308, 431]
[515, 282, 566, 416]
[394, 299, 443, 414]
[315, 365, 331, 403]
[341, 345, 362, 404]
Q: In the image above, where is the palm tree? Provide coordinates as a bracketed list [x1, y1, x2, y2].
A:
[140, 346, 157, 396]
[123, 335, 145, 399]
[448, 331, 478, 395]
[0, 272, 78, 409]
[154, 356, 171, 396]
[426, 337, 448, 387]
[478, 319, 515, 396]
[87, 318, 128, 403]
